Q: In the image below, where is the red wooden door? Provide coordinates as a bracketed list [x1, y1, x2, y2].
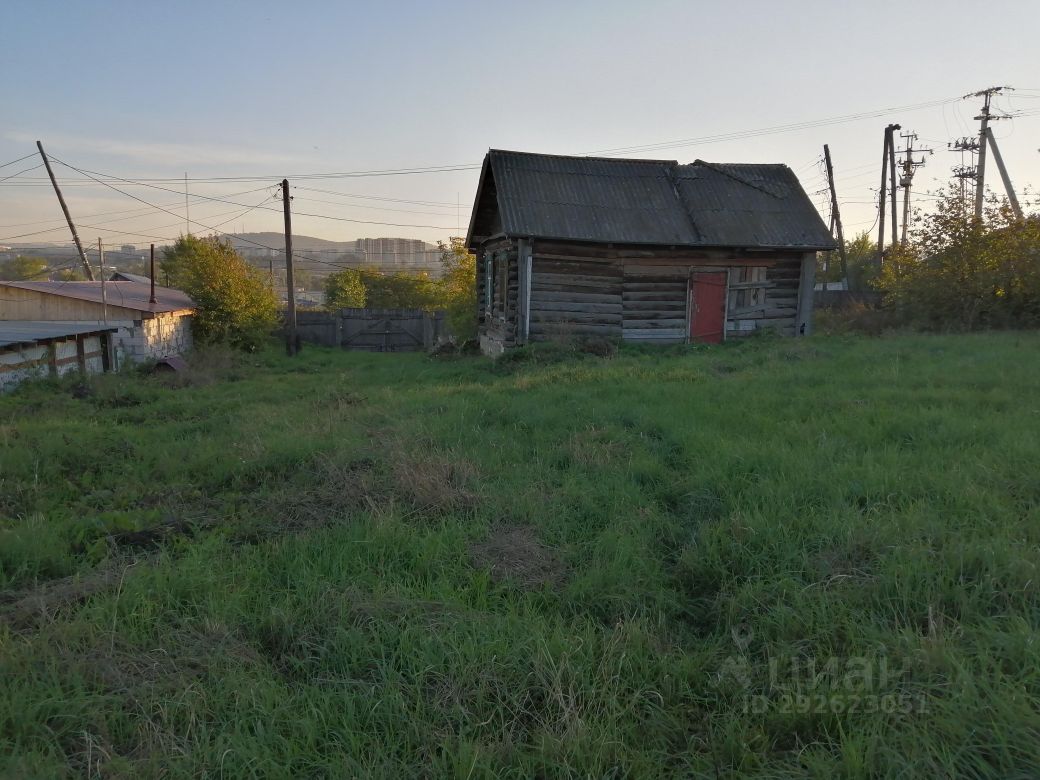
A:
[689, 272, 727, 344]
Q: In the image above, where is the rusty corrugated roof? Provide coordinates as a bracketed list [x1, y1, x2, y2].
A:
[0, 281, 194, 314]
[468, 149, 835, 251]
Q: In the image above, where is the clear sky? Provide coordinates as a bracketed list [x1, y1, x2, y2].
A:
[2, 0, 1038, 251]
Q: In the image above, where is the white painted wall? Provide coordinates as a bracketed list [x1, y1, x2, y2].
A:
[0, 334, 105, 392]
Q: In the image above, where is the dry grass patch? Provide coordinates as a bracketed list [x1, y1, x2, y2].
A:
[469, 525, 567, 589]
[0, 557, 149, 629]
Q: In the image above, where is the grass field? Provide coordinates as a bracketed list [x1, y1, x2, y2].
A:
[2, 332, 1039, 778]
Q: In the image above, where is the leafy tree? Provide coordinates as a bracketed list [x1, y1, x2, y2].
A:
[0, 256, 48, 281]
[437, 238, 477, 339]
[817, 231, 879, 291]
[324, 268, 367, 310]
[55, 267, 87, 281]
[878, 185, 1040, 329]
[161, 235, 278, 350]
[361, 269, 438, 309]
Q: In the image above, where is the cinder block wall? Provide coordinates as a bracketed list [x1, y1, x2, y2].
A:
[110, 314, 193, 365]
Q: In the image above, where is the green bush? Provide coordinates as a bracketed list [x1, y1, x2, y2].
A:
[877, 187, 1040, 330]
[161, 236, 278, 351]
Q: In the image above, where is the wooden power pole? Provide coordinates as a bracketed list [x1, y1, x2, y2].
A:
[281, 179, 299, 355]
[888, 124, 900, 249]
[985, 126, 1023, 219]
[149, 244, 157, 304]
[36, 141, 94, 281]
[823, 144, 848, 282]
[98, 238, 107, 323]
[877, 127, 890, 261]
[877, 124, 900, 263]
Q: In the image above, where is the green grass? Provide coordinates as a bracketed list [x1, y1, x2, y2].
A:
[1, 333, 1039, 778]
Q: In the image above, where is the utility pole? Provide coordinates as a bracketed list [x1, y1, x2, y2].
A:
[949, 135, 979, 210]
[984, 126, 1023, 219]
[877, 124, 899, 263]
[184, 172, 190, 235]
[888, 124, 900, 249]
[896, 132, 933, 244]
[149, 244, 157, 304]
[963, 86, 1012, 219]
[822, 144, 849, 282]
[878, 127, 890, 261]
[36, 141, 94, 281]
[281, 179, 299, 356]
[98, 239, 108, 324]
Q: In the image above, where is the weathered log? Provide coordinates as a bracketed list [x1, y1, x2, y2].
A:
[622, 318, 686, 328]
[532, 311, 623, 324]
[531, 301, 623, 314]
[531, 290, 621, 304]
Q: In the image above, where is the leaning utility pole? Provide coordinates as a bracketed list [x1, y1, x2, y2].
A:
[281, 179, 299, 355]
[984, 126, 1023, 219]
[822, 144, 848, 282]
[965, 86, 1012, 219]
[36, 141, 94, 281]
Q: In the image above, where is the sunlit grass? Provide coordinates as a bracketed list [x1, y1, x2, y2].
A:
[1, 332, 1039, 777]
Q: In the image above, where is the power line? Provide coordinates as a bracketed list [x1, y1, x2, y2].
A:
[0, 152, 39, 171]
[580, 96, 962, 156]
[0, 184, 278, 230]
[51, 157, 461, 231]
[0, 163, 44, 183]
[5, 162, 482, 185]
[291, 185, 459, 208]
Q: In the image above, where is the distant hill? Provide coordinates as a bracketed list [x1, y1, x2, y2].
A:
[225, 233, 356, 253]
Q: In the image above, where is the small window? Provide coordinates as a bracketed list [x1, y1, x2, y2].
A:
[484, 252, 493, 313]
[497, 258, 508, 315]
[728, 267, 768, 311]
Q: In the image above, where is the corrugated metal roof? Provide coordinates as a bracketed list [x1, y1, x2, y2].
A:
[468, 150, 835, 250]
[0, 321, 119, 349]
[0, 281, 194, 314]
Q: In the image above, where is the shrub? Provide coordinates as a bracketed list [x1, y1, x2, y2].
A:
[877, 187, 1040, 330]
[161, 236, 278, 351]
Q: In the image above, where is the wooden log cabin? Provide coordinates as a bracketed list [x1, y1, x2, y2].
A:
[465, 150, 835, 354]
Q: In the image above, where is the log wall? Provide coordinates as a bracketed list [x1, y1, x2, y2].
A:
[478, 241, 520, 354]
[477, 240, 812, 352]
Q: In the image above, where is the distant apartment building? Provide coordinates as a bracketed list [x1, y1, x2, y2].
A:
[353, 238, 439, 272]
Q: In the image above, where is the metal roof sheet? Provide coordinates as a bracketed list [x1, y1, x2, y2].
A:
[0, 281, 194, 314]
[0, 321, 119, 349]
[469, 150, 835, 250]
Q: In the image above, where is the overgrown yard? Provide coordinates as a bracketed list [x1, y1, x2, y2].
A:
[2, 333, 1039, 777]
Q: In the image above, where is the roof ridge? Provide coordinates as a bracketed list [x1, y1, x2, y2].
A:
[664, 163, 702, 242]
[490, 148, 679, 166]
[690, 160, 788, 199]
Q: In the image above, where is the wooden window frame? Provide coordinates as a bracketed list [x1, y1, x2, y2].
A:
[483, 251, 493, 315]
[727, 266, 770, 313]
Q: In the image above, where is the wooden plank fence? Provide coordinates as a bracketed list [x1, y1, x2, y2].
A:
[291, 308, 446, 352]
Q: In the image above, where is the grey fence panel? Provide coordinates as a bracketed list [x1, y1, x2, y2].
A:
[285, 309, 445, 351]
